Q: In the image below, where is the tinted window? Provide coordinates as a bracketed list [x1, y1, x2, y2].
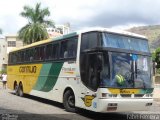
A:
[20, 51, 25, 62]
[68, 38, 77, 58]
[102, 33, 149, 52]
[52, 43, 59, 60]
[25, 49, 30, 62]
[46, 44, 52, 60]
[34, 46, 45, 61]
[60, 37, 78, 59]
[39, 46, 45, 60]
[60, 41, 67, 58]
[81, 32, 99, 52]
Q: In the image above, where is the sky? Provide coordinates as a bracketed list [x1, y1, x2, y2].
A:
[1, 0, 160, 35]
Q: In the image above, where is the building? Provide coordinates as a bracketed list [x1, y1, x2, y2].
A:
[46, 24, 70, 38]
[6, 34, 23, 54]
[0, 35, 7, 72]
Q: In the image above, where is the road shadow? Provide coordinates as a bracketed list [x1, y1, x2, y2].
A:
[8, 92, 149, 120]
[9, 91, 64, 109]
[76, 109, 128, 120]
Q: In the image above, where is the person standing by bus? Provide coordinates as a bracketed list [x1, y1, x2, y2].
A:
[2, 73, 7, 89]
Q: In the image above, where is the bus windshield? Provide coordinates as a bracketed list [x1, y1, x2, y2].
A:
[102, 33, 149, 52]
[100, 52, 152, 88]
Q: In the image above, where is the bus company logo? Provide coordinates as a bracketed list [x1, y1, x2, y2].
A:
[81, 95, 95, 107]
[19, 66, 37, 73]
[120, 89, 131, 94]
[62, 67, 75, 74]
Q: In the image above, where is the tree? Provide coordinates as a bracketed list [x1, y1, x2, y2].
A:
[18, 3, 54, 44]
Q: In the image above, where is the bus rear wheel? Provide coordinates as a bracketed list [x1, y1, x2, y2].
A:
[63, 90, 76, 112]
[14, 83, 18, 96]
[17, 84, 24, 97]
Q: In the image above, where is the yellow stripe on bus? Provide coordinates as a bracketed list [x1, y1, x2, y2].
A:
[7, 64, 43, 93]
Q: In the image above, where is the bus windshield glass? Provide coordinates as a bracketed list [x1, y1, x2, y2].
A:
[100, 52, 152, 88]
[102, 33, 149, 52]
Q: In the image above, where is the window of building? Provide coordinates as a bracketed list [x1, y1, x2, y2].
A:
[8, 41, 16, 47]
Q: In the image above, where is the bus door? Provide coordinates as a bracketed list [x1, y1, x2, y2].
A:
[80, 52, 103, 109]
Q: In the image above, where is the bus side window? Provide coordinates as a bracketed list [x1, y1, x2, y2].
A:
[20, 51, 25, 62]
[52, 43, 59, 60]
[25, 50, 30, 62]
[68, 38, 77, 58]
[60, 37, 78, 59]
[46, 44, 52, 60]
[60, 41, 68, 59]
[29, 49, 34, 61]
[34, 47, 39, 61]
[81, 32, 99, 52]
[39, 46, 45, 61]
[17, 51, 21, 63]
[12, 53, 17, 64]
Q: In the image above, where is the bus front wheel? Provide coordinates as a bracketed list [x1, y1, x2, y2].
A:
[63, 90, 76, 112]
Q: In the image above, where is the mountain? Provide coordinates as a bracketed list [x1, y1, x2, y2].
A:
[127, 25, 160, 51]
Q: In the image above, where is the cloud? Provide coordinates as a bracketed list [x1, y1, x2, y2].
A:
[1, 0, 160, 34]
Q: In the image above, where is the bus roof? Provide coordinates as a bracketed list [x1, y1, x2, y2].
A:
[77, 27, 147, 39]
[10, 27, 146, 52]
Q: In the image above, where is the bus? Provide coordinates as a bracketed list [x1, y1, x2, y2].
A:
[7, 28, 154, 112]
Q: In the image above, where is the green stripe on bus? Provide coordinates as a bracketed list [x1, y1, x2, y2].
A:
[53, 32, 77, 41]
[40, 62, 63, 92]
[33, 64, 52, 90]
[139, 88, 154, 94]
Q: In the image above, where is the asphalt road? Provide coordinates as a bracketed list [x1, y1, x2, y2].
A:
[0, 88, 160, 120]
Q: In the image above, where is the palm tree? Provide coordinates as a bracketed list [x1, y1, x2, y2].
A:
[18, 3, 54, 44]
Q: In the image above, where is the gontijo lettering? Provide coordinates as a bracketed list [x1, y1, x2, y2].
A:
[19, 66, 37, 73]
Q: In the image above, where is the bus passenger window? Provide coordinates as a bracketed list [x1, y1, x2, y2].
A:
[29, 49, 34, 61]
[52, 44, 59, 60]
[60, 41, 68, 59]
[25, 50, 30, 62]
[68, 39, 77, 58]
[60, 37, 78, 59]
[34, 47, 39, 61]
[20, 51, 25, 62]
[39, 46, 45, 60]
[12, 53, 17, 64]
[46, 44, 52, 60]
[81, 32, 99, 52]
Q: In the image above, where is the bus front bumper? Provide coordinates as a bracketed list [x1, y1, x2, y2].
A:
[97, 98, 153, 112]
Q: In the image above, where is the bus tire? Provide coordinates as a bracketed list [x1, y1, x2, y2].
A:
[63, 90, 76, 112]
[18, 84, 24, 97]
[14, 83, 18, 96]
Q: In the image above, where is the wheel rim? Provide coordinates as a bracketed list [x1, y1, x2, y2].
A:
[18, 86, 23, 96]
[68, 95, 75, 107]
[19, 89, 23, 96]
[15, 85, 18, 94]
